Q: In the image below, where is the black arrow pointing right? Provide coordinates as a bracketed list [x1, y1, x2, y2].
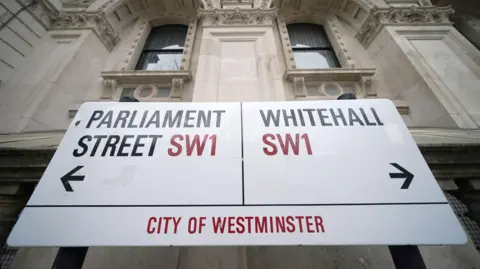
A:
[389, 163, 414, 189]
[61, 166, 85, 192]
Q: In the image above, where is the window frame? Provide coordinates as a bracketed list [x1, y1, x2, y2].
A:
[287, 23, 341, 69]
[101, 16, 198, 102]
[277, 16, 377, 100]
[135, 24, 189, 71]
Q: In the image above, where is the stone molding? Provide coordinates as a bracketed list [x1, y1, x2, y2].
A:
[61, 0, 96, 8]
[48, 10, 120, 51]
[101, 70, 192, 84]
[222, 0, 254, 9]
[324, 15, 357, 69]
[198, 7, 277, 25]
[284, 68, 376, 98]
[276, 18, 295, 69]
[356, 5, 454, 47]
[130, 84, 177, 101]
[171, 78, 184, 99]
[284, 68, 376, 82]
[101, 79, 117, 99]
[182, 19, 199, 71]
[101, 70, 192, 100]
[292, 77, 306, 97]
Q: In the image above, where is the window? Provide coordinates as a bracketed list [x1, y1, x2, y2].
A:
[287, 23, 340, 69]
[136, 25, 188, 71]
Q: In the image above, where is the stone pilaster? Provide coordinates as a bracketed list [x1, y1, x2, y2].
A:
[358, 5, 480, 129]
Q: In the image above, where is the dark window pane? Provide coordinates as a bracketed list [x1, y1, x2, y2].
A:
[121, 88, 135, 98]
[136, 51, 183, 70]
[144, 25, 188, 50]
[293, 50, 340, 68]
[287, 23, 331, 48]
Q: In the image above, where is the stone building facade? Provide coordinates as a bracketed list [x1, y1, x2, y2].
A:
[1, 0, 480, 268]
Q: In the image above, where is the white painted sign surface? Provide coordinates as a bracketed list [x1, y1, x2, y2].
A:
[8, 100, 467, 247]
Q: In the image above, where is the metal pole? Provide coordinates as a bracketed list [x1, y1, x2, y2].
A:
[388, 246, 427, 269]
[51, 247, 88, 269]
[336, 93, 427, 269]
[51, 96, 139, 269]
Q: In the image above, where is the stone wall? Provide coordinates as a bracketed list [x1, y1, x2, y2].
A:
[0, 28, 109, 133]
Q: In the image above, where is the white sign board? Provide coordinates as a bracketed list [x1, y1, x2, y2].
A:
[8, 100, 466, 247]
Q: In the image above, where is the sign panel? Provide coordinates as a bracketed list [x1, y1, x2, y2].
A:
[25, 102, 242, 206]
[242, 101, 446, 204]
[8, 100, 466, 247]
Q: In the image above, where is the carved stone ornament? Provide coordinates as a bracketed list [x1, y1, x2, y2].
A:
[292, 77, 307, 97]
[198, 7, 277, 25]
[356, 5, 454, 47]
[362, 76, 376, 98]
[48, 11, 120, 51]
[101, 79, 116, 99]
[170, 78, 184, 99]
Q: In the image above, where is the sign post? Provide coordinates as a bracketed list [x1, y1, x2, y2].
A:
[8, 100, 466, 249]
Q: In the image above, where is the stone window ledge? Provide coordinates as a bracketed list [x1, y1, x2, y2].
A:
[284, 68, 376, 98]
[284, 68, 376, 82]
[101, 70, 192, 84]
[100, 70, 192, 100]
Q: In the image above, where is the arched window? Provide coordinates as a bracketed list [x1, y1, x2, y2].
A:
[287, 23, 340, 69]
[136, 25, 188, 71]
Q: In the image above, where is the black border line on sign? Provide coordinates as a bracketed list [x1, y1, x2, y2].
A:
[240, 102, 245, 205]
[26, 202, 449, 208]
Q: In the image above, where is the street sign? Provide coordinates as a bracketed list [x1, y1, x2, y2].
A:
[8, 100, 467, 247]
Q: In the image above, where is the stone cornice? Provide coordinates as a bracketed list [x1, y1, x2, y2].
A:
[48, 10, 120, 51]
[198, 7, 278, 25]
[356, 5, 454, 47]
[285, 68, 377, 98]
[60, 0, 96, 8]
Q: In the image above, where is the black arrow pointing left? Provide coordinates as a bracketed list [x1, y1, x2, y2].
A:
[61, 166, 85, 192]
